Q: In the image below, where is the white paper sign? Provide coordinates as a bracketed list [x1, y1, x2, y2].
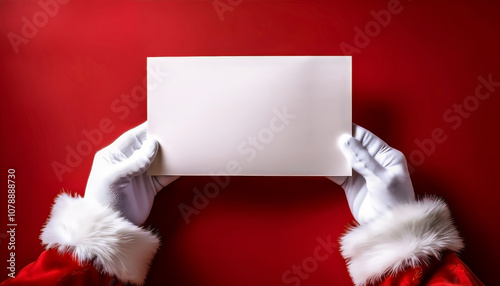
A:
[147, 56, 351, 176]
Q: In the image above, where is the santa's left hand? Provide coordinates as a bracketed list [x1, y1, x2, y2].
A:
[328, 124, 415, 224]
[83, 122, 178, 225]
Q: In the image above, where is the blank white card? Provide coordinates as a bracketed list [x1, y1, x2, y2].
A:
[147, 56, 351, 176]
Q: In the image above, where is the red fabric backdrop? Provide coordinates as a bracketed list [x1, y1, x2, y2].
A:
[1, 0, 499, 285]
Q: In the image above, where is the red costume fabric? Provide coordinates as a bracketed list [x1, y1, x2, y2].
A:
[1, 194, 483, 286]
[1, 1, 499, 284]
[1, 249, 121, 286]
[376, 252, 483, 286]
[0, 239, 482, 286]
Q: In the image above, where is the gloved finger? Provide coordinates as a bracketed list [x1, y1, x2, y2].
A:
[115, 137, 159, 178]
[109, 122, 148, 157]
[352, 124, 389, 158]
[152, 176, 180, 191]
[352, 123, 404, 170]
[381, 149, 411, 177]
[341, 136, 388, 179]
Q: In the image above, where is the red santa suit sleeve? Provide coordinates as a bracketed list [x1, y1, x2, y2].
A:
[2, 195, 483, 286]
[339, 197, 484, 286]
[1, 193, 160, 286]
[0, 249, 121, 286]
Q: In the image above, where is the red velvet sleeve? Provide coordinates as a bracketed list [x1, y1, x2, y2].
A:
[0, 249, 121, 286]
[378, 251, 483, 286]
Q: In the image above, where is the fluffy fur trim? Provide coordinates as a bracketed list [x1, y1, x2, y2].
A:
[40, 193, 160, 285]
[340, 197, 464, 286]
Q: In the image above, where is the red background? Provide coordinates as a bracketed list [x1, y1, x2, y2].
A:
[1, 0, 499, 285]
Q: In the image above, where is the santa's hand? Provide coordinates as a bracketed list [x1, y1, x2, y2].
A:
[40, 122, 175, 284]
[328, 124, 415, 224]
[84, 122, 178, 225]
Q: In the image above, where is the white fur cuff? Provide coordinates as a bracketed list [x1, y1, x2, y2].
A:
[40, 193, 160, 285]
[340, 197, 464, 286]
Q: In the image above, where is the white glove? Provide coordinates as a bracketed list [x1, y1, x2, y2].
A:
[329, 124, 415, 224]
[84, 122, 178, 225]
